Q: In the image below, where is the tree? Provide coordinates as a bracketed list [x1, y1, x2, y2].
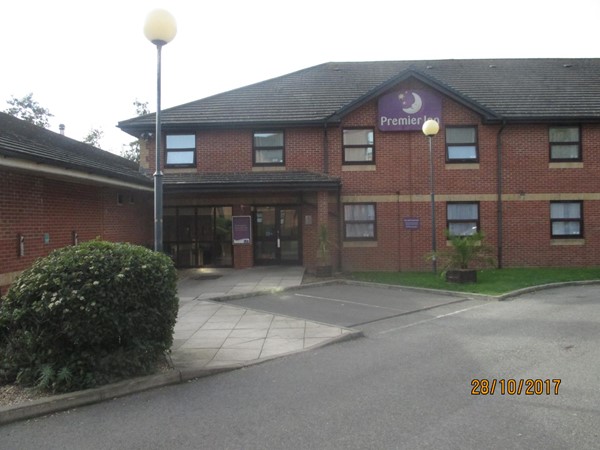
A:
[83, 127, 104, 147]
[4, 93, 53, 128]
[120, 99, 150, 164]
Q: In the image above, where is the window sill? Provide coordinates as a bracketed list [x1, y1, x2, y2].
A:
[252, 166, 286, 172]
[549, 162, 583, 169]
[342, 165, 376, 172]
[164, 167, 197, 173]
[343, 241, 377, 248]
[551, 238, 585, 246]
[445, 163, 480, 170]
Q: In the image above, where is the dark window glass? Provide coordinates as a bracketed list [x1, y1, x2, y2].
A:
[344, 203, 376, 239]
[343, 129, 374, 164]
[446, 126, 478, 162]
[254, 131, 284, 165]
[550, 126, 580, 161]
[166, 134, 195, 166]
[551, 201, 583, 237]
[447, 202, 480, 236]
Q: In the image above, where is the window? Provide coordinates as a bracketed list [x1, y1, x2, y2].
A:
[344, 203, 376, 240]
[343, 129, 374, 164]
[446, 126, 478, 162]
[166, 134, 196, 167]
[551, 201, 583, 238]
[549, 126, 581, 161]
[254, 131, 284, 165]
[447, 202, 479, 236]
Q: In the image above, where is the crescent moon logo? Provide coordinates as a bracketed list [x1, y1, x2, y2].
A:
[400, 91, 423, 114]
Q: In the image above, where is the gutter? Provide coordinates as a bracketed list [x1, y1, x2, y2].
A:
[496, 120, 507, 268]
[0, 157, 153, 192]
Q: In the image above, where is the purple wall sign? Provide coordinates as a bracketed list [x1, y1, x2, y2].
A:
[232, 216, 252, 244]
[378, 89, 442, 131]
[403, 217, 420, 230]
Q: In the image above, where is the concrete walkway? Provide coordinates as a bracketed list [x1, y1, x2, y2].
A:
[1, 266, 358, 425]
[172, 266, 356, 370]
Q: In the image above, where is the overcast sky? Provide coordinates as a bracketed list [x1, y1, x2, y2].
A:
[2, 0, 599, 154]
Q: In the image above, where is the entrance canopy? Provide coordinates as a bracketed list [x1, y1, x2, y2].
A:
[163, 171, 340, 194]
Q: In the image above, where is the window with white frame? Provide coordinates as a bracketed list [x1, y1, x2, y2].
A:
[549, 126, 581, 161]
[343, 129, 374, 164]
[445, 126, 478, 162]
[550, 201, 583, 238]
[253, 131, 284, 165]
[344, 203, 376, 240]
[447, 202, 480, 236]
[165, 134, 196, 167]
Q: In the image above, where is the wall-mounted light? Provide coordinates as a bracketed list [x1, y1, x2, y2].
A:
[72, 231, 79, 245]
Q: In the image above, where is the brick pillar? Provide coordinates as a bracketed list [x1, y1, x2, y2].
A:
[317, 190, 329, 228]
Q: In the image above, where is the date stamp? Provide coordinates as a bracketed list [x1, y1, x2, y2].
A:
[471, 378, 561, 396]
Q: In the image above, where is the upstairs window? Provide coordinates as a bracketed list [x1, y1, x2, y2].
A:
[254, 131, 284, 165]
[165, 134, 196, 167]
[549, 126, 581, 161]
[343, 129, 374, 164]
[447, 202, 480, 236]
[446, 126, 478, 162]
[551, 201, 583, 238]
[344, 203, 376, 240]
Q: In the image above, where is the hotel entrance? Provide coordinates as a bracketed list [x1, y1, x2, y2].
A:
[253, 206, 301, 265]
[163, 206, 233, 267]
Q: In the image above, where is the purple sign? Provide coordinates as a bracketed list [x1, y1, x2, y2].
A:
[403, 217, 420, 230]
[232, 216, 251, 244]
[378, 89, 441, 131]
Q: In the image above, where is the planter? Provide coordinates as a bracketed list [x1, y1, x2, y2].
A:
[446, 269, 477, 284]
[316, 265, 333, 278]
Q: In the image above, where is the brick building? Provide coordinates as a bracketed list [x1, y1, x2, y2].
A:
[118, 58, 600, 273]
[0, 112, 153, 293]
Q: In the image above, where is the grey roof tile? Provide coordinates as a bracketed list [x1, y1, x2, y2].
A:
[118, 59, 600, 133]
[0, 112, 151, 186]
[163, 171, 340, 191]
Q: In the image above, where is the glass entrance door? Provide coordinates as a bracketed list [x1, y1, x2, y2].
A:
[254, 206, 301, 265]
[163, 206, 233, 267]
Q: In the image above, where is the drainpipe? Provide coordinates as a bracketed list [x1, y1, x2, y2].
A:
[496, 121, 507, 269]
[323, 121, 329, 174]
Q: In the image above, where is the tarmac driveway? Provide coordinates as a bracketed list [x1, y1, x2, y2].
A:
[225, 282, 482, 327]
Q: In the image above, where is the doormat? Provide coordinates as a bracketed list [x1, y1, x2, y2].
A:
[192, 274, 222, 281]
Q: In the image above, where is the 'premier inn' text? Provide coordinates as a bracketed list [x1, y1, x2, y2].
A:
[379, 115, 440, 127]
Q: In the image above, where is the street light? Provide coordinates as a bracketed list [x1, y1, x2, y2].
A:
[144, 8, 177, 252]
[422, 119, 440, 273]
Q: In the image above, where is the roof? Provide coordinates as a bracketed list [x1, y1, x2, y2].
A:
[118, 58, 600, 134]
[0, 112, 151, 187]
[163, 171, 340, 192]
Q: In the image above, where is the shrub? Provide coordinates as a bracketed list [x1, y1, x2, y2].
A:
[0, 241, 178, 393]
[428, 230, 496, 275]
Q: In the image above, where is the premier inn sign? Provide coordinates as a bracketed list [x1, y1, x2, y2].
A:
[378, 89, 441, 131]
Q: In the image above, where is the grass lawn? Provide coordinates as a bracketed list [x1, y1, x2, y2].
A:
[350, 267, 600, 296]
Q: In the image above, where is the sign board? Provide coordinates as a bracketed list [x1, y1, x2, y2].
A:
[378, 89, 441, 131]
[403, 217, 420, 230]
[232, 216, 252, 244]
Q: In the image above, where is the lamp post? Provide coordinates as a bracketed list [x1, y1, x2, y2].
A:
[144, 9, 177, 252]
[422, 119, 440, 273]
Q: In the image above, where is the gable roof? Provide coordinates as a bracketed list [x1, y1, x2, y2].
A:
[0, 112, 151, 188]
[118, 58, 600, 134]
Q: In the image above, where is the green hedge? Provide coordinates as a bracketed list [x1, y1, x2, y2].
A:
[0, 241, 178, 393]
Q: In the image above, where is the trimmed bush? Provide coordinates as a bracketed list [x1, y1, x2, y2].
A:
[0, 241, 178, 393]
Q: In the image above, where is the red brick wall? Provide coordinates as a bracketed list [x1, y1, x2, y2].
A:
[0, 169, 153, 293]
[140, 78, 600, 272]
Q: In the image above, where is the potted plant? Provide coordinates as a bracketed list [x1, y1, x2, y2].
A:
[433, 230, 495, 283]
[316, 224, 333, 277]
